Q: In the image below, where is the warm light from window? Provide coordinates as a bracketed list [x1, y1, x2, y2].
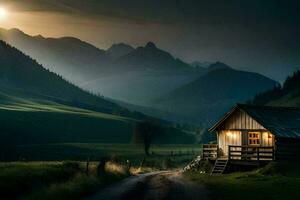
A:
[263, 132, 272, 138]
[226, 131, 237, 138]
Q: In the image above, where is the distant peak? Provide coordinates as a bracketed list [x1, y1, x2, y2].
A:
[208, 62, 231, 70]
[145, 41, 157, 49]
[34, 34, 44, 39]
[8, 28, 25, 34]
[109, 43, 134, 50]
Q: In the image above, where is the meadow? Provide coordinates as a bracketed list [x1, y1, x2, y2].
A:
[0, 143, 201, 200]
[185, 162, 300, 200]
[15, 143, 202, 169]
[0, 88, 136, 145]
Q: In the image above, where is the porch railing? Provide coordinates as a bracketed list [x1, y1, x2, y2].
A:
[228, 145, 275, 161]
[202, 144, 218, 160]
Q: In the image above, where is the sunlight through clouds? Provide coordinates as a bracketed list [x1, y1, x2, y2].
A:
[0, 7, 7, 19]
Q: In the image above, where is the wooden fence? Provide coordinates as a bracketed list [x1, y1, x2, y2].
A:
[202, 144, 218, 160]
[228, 145, 274, 161]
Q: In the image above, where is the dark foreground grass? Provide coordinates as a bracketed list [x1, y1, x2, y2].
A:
[0, 161, 129, 200]
[185, 162, 300, 200]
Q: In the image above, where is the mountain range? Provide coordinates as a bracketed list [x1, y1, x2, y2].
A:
[0, 28, 278, 125]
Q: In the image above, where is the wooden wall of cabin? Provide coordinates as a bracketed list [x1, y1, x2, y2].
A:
[218, 130, 274, 156]
[275, 138, 300, 160]
[220, 109, 265, 130]
[217, 109, 275, 156]
[218, 130, 241, 156]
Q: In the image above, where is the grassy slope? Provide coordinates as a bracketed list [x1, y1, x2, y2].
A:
[268, 92, 300, 107]
[0, 87, 196, 160]
[0, 88, 135, 146]
[186, 162, 300, 200]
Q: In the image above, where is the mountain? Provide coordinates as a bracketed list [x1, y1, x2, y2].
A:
[0, 28, 204, 106]
[0, 40, 194, 146]
[190, 61, 212, 68]
[207, 61, 231, 71]
[114, 41, 194, 72]
[106, 43, 135, 59]
[82, 42, 205, 105]
[0, 40, 126, 114]
[154, 68, 278, 125]
[252, 70, 300, 107]
[0, 28, 110, 82]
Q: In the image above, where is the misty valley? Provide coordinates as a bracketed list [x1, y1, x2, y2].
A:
[0, 1, 300, 200]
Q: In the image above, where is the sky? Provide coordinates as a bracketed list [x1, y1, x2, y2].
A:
[0, 0, 299, 82]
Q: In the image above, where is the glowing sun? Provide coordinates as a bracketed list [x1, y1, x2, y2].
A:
[0, 7, 7, 19]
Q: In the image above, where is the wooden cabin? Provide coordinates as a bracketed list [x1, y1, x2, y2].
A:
[204, 104, 300, 172]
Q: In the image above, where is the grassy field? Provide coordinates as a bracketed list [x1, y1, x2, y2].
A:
[0, 161, 130, 200]
[185, 162, 300, 200]
[15, 143, 202, 169]
[0, 143, 201, 200]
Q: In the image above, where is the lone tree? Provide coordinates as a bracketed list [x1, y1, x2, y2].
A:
[132, 120, 163, 156]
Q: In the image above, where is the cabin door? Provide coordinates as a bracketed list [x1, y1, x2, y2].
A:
[241, 131, 248, 146]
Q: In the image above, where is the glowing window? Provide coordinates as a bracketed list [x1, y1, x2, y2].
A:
[248, 132, 260, 145]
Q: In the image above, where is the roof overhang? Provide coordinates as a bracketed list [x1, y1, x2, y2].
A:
[208, 104, 239, 132]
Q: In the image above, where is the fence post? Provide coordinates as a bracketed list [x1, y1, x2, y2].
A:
[228, 145, 231, 160]
[257, 147, 260, 161]
[85, 157, 90, 174]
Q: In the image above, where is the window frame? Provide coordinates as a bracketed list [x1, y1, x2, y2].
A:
[248, 132, 260, 146]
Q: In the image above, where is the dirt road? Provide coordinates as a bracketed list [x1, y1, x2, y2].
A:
[87, 171, 210, 200]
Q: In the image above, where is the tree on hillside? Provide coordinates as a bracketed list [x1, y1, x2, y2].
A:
[252, 70, 300, 105]
[132, 120, 163, 156]
[283, 70, 300, 93]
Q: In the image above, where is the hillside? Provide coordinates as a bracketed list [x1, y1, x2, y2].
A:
[0, 87, 136, 144]
[0, 40, 138, 144]
[0, 88, 194, 147]
[0, 40, 194, 146]
[0, 40, 129, 115]
[252, 70, 300, 107]
[0, 28, 110, 82]
[154, 68, 277, 125]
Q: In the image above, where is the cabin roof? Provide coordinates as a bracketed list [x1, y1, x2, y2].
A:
[209, 104, 300, 139]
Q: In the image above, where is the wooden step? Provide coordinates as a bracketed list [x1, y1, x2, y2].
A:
[216, 161, 227, 163]
[215, 162, 226, 165]
[211, 158, 228, 175]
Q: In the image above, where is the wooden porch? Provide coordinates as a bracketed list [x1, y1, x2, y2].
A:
[203, 144, 275, 164]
